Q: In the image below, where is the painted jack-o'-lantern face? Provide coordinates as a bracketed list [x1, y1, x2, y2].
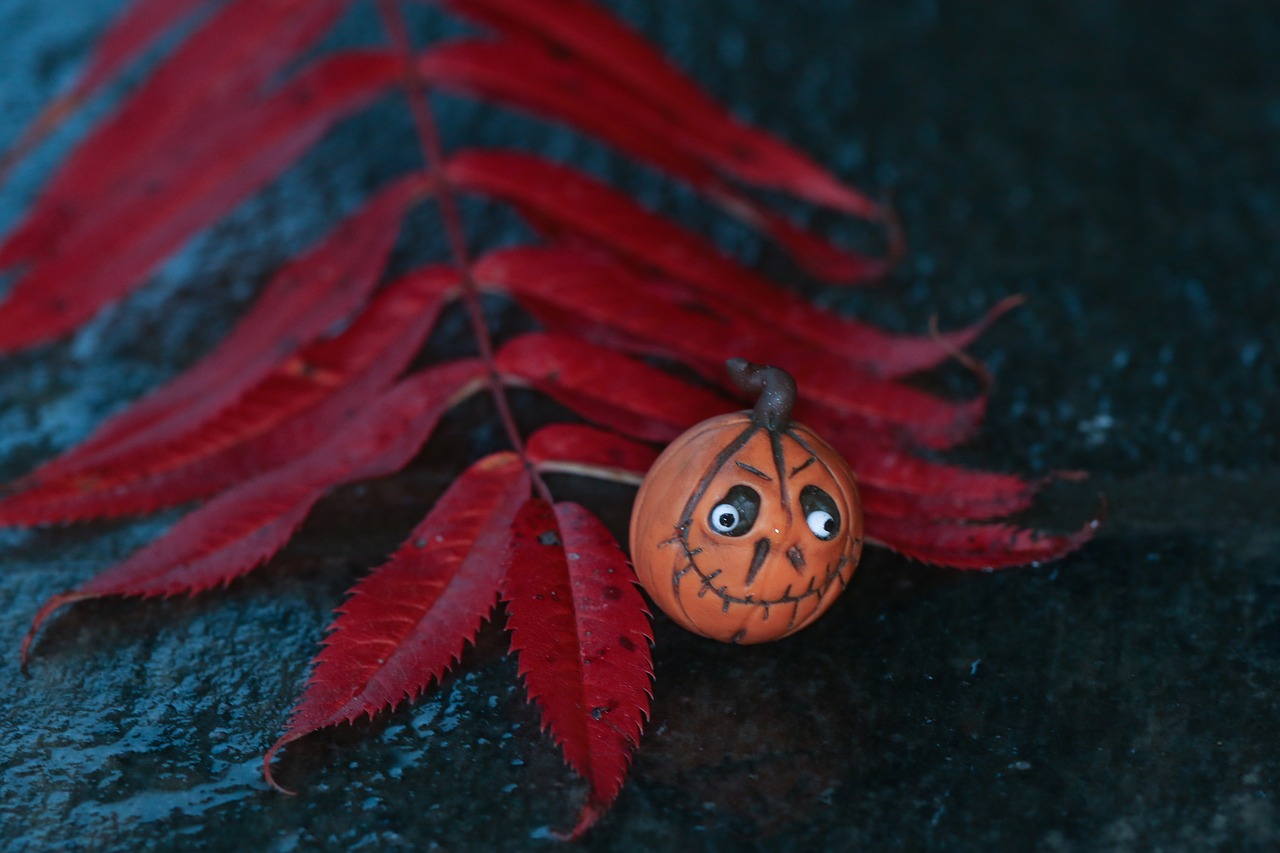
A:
[630, 361, 863, 643]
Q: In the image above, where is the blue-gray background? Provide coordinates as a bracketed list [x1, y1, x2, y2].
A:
[1, 1, 1277, 849]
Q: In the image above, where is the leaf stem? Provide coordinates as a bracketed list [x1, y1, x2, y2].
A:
[376, 0, 553, 504]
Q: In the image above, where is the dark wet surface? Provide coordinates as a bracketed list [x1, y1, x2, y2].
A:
[2, 0, 1278, 849]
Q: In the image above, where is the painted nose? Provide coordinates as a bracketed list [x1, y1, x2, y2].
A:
[785, 544, 806, 572]
[744, 537, 772, 585]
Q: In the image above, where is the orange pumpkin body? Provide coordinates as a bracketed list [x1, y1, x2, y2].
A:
[629, 411, 863, 643]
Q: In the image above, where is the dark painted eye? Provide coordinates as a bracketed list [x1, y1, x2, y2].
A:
[707, 485, 760, 536]
[800, 485, 840, 541]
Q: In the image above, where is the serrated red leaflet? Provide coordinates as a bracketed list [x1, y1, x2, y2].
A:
[419, 38, 889, 283]
[476, 245, 737, 363]
[442, 0, 884, 220]
[0, 48, 401, 353]
[526, 425, 658, 485]
[478, 245, 985, 449]
[264, 451, 531, 791]
[21, 361, 487, 668]
[0, 267, 456, 526]
[419, 37, 890, 281]
[495, 333, 728, 442]
[856, 474, 1037, 524]
[422, 39, 708, 182]
[502, 499, 653, 840]
[448, 150, 1013, 377]
[0, 0, 352, 270]
[75, 265, 451, 487]
[865, 513, 1101, 569]
[0, 0, 212, 180]
[791, 380, 983, 454]
[66, 0, 214, 102]
[23, 176, 428, 486]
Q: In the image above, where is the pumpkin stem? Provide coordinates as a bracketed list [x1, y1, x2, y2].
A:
[726, 358, 796, 431]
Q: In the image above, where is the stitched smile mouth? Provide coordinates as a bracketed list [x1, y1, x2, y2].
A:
[672, 544, 853, 615]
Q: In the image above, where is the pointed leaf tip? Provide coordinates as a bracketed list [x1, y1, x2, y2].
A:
[21, 591, 92, 673]
[262, 737, 301, 796]
[553, 798, 609, 842]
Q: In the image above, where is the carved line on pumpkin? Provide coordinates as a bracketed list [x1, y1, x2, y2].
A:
[673, 423, 758, 533]
[768, 430, 792, 526]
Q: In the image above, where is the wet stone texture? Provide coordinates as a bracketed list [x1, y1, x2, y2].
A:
[2, 0, 1279, 850]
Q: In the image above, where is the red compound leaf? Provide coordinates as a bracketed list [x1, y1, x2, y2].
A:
[21, 361, 487, 669]
[502, 499, 653, 840]
[264, 451, 531, 792]
[2, 0, 1098, 838]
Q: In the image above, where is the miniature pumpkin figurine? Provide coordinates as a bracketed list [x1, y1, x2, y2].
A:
[629, 359, 863, 643]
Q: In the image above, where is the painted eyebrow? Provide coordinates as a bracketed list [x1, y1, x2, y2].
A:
[789, 455, 817, 478]
[734, 460, 772, 481]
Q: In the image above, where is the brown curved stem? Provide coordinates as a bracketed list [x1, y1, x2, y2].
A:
[377, 0, 551, 503]
[725, 358, 797, 432]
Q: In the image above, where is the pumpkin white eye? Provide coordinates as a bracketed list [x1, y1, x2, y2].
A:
[806, 510, 836, 540]
[710, 504, 740, 533]
[799, 485, 840, 541]
[707, 485, 760, 537]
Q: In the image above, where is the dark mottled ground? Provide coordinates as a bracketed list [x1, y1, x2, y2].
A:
[1, 0, 1277, 850]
